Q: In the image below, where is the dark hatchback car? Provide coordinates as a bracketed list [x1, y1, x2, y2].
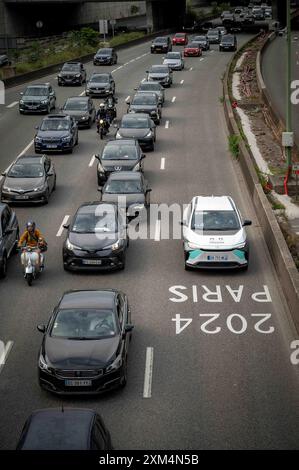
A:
[93, 47, 118, 65]
[0, 203, 19, 278]
[57, 62, 87, 86]
[147, 65, 173, 88]
[19, 83, 56, 114]
[134, 81, 165, 106]
[96, 139, 145, 186]
[16, 408, 113, 450]
[34, 114, 78, 153]
[192, 36, 210, 51]
[219, 34, 237, 51]
[61, 96, 96, 128]
[37, 289, 134, 393]
[62, 201, 128, 271]
[150, 36, 172, 53]
[116, 114, 156, 151]
[85, 72, 115, 97]
[1, 154, 56, 205]
[100, 172, 151, 218]
[127, 92, 161, 125]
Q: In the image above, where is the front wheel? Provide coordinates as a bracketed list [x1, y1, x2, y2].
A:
[100, 128, 104, 140]
[26, 273, 33, 286]
[0, 254, 7, 278]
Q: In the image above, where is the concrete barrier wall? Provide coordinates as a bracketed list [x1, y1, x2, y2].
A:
[223, 48, 299, 333]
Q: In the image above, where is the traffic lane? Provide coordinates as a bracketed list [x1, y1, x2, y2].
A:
[262, 34, 299, 144]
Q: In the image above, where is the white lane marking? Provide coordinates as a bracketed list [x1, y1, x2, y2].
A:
[89, 155, 96, 167]
[17, 139, 34, 158]
[125, 95, 130, 102]
[200, 58, 204, 61]
[143, 347, 154, 398]
[0, 341, 14, 374]
[190, 67, 193, 71]
[141, 78, 146, 83]
[165, 120, 170, 129]
[79, 90, 86, 96]
[211, 50, 215, 53]
[154, 219, 161, 241]
[180, 79, 184, 84]
[160, 157, 165, 170]
[56, 215, 70, 237]
[6, 101, 18, 109]
[171, 96, 176, 103]
[124, 62, 129, 66]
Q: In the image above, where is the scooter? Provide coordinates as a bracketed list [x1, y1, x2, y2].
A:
[20, 246, 43, 286]
[97, 118, 109, 139]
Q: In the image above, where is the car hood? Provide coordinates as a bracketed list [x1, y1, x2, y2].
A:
[63, 110, 88, 117]
[44, 336, 120, 368]
[37, 130, 70, 139]
[118, 128, 150, 139]
[101, 159, 139, 170]
[129, 104, 156, 112]
[68, 231, 119, 250]
[102, 193, 145, 208]
[184, 227, 246, 250]
[22, 95, 47, 102]
[88, 82, 109, 88]
[4, 176, 44, 190]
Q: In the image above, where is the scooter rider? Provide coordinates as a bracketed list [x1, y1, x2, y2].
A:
[18, 221, 47, 270]
[96, 103, 110, 133]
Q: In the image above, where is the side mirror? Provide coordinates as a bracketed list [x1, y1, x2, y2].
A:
[19, 92, 23, 96]
[141, 154, 146, 159]
[97, 188, 103, 193]
[4, 228, 13, 235]
[47, 171, 54, 176]
[243, 220, 252, 226]
[62, 223, 70, 229]
[146, 188, 152, 193]
[1, 172, 6, 176]
[134, 87, 138, 91]
[146, 70, 149, 73]
[94, 154, 100, 161]
[37, 324, 46, 333]
[124, 324, 134, 333]
[35, 125, 39, 130]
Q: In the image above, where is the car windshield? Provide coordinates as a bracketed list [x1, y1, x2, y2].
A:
[132, 94, 156, 105]
[72, 210, 117, 233]
[139, 83, 160, 91]
[64, 100, 88, 111]
[24, 87, 47, 96]
[222, 36, 234, 43]
[90, 75, 109, 83]
[154, 37, 167, 43]
[191, 210, 240, 231]
[62, 63, 80, 71]
[8, 162, 44, 178]
[166, 52, 181, 59]
[208, 30, 218, 36]
[150, 66, 168, 74]
[40, 119, 70, 131]
[121, 117, 149, 129]
[51, 308, 118, 339]
[97, 49, 111, 55]
[102, 145, 137, 160]
[175, 33, 185, 38]
[105, 179, 142, 194]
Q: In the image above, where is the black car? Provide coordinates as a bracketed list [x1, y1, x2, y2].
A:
[34, 114, 78, 153]
[222, 12, 236, 25]
[151, 36, 172, 53]
[62, 201, 128, 271]
[116, 114, 156, 151]
[85, 73, 115, 97]
[57, 62, 87, 86]
[192, 36, 210, 51]
[16, 408, 113, 450]
[242, 13, 255, 25]
[219, 34, 237, 52]
[19, 83, 56, 114]
[0, 203, 19, 278]
[147, 65, 173, 88]
[93, 48, 118, 65]
[61, 96, 96, 128]
[96, 139, 145, 186]
[1, 154, 56, 204]
[0, 54, 11, 67]
[100, 172, 151, 218]
[37, 289, 134, 393]
[206, 29, 221, 44]
[134, 81, 165, 105]
[127, 92, 161, 125]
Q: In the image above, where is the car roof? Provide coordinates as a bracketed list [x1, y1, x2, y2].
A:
[66, 96, 89, 101]
[150, 64, 168, 69]
[193, 196, 235, 211]
[222, 34, 235, 39]
[139, 81, 162, 86]
[77, 201, 118, 214]
[64, 61, 81, 65]
[19, 408, 96, 450]
[108, 171, 142, 180]
[26, 83, 49, 88]
[59, 290, 118, 310]
[91, 72, 110, 77]
[98, 48, 112, 51]
[106, 139, 137, 146]
[134, 92, 157, 97]
[122, 113, 149, 120]
[44, 114, 70, 119]
[16, 155, 45, 164]
[154, 37, 167, 41]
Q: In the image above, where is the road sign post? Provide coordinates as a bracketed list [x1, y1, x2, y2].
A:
[99, 20, 108, 43]
[292, 164, 299, 200]
[110, 19, 116, 38]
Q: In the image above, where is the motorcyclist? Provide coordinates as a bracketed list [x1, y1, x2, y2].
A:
[18, 221, 47, 270]
[105, 95, 118, 123]
[96, 103, 110, 133]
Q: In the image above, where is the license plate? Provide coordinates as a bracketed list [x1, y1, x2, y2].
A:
[28, 106, 38, 109]
[15, 195, 29, 199]
[47, 144, 57, 148]
[82, 259, 102, 265]
[65, 380, 92, 387]
[207, 255, 228, 261]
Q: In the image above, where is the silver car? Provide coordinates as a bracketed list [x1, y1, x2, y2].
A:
[163, 51, 184, 70]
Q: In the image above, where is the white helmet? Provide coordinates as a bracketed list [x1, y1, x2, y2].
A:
[99, 103, 105, 108]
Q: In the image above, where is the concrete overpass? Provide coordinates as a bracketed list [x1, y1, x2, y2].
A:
[0, 0, 186, 38]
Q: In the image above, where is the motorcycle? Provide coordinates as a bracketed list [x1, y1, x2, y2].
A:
[20, 240, 46, 286]
[97, 118, 109, 139]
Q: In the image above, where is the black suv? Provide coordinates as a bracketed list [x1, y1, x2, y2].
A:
[34, 114, 78, 153]
[127, 92, 161, 125]
[96, 139, 145, 186]
[219, 34, 237, 51]
[93, 48, 118, 65]
[19, 83, 56, 114]
[151, 36, 172, 53]
[57, 62, 87, 86]
[16, 408, 113, 450]
[0, 203, 19, 278]
[85, 73, 115, 97]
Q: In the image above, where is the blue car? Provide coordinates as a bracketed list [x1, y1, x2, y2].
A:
[34, 114, 78, 154]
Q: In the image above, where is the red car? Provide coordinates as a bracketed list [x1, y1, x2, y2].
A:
[184, 42, 202, 57]
[172, 33, 188, 46]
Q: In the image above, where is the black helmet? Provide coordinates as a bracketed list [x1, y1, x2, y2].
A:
[26, 221, 36, 231]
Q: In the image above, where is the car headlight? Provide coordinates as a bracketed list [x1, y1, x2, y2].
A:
[187, 242, 201, 250]
[106, 354, 123, 373]
[2, 186, 11, 193]
[39, 355, 53, 374]
[34, 184, 46, 192]
[132, 163, 141, 171]
[75, 74, 81, 78]
[35, 136, 42, 143]
[150, 110, 157, 115]
[66, 238, 82, 251]
[81, 115, 88, 120]
[104, 239, 122, 251]
[62, 135, 71, 142]
[145, 131, 152, 138]
[116, 131, 122, 138]
[41, 99, 48, 104]
[58, 74, 62, 78]
[234, 242, 246, 249]
[19, 100, 24, 105]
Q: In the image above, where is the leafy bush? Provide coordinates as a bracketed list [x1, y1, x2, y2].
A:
[228, 134, 240, 159]
[109, 31, 145, 47]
